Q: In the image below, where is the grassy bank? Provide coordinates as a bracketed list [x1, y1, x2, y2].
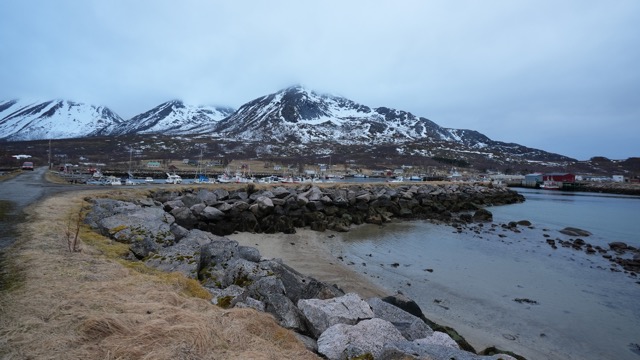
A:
[0, 190, 317, 359]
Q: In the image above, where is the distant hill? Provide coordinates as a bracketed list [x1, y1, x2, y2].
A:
[0, 99, 123, 140]
[0, 86, 590, 171]
[107, 100, 234, 136]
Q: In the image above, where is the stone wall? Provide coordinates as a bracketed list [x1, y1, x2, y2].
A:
[150, 183, 524, 235]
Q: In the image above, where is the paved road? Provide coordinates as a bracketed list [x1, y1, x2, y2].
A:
[0, 167, 75, 250]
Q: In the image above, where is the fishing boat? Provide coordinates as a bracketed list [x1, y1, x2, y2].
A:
[540, 180, 561, 190]
[194, 174, 214, 184]
[388, 176, 405, 183]
[165, 173, 182, 184]
[107, 176, 122, 186]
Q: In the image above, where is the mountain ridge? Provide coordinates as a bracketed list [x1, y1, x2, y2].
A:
[0, 86, 576, 165]
[0, 99, 124, 141]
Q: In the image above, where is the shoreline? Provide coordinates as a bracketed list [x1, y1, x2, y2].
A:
[231, 218, 640, 360]
[229, 225, 513, 355]
[228, 228, 390, 299]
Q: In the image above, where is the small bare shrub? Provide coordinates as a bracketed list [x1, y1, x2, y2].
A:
[66, 208, 82, 252]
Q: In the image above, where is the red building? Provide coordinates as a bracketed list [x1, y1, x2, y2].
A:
[543, 173, 575, 183]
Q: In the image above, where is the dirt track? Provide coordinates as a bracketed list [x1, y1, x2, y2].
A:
[0, 167, 79, 249]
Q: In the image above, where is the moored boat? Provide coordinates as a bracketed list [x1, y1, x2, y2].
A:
[540, 180, 561, 190]
[165, 173, 182, 184]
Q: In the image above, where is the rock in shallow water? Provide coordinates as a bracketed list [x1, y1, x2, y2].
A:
[559, 227, 592, 237]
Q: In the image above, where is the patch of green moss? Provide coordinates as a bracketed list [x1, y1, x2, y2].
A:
[233, 273, 252, 287]
[217, 295, 233, 309]
[108, 224, 128, 235]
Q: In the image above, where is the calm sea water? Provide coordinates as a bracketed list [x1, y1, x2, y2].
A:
[491, 188, 640, 248]
[334, 188, 640, 360]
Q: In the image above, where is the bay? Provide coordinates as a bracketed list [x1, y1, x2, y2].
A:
[335, 188, 640, 360]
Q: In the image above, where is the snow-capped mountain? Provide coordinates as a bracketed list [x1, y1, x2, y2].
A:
[215, 85, 452, 143]
[0, 87, 574, 164]
[214, 86, 573, 162]
[0, 99, 123, 141]
[109, 100, 234, 136]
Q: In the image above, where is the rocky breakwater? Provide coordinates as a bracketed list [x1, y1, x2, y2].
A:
[84, 183, 524, 359]
[149, 183, 525, 235]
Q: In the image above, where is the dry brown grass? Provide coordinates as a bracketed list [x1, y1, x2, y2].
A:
[0, 169, 23, 182]
[0, 190, 318, 360]
[44, 170, 73, 184]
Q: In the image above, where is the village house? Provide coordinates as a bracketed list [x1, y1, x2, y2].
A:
[543, 173, 576, 183]
[523, 173, 543, 186]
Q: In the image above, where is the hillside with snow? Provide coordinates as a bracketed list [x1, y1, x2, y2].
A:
[0, 86, 576, 166]
[109, 100, 234, 136]
[0, 99, 123, 141]
[215, 86, 452, 144]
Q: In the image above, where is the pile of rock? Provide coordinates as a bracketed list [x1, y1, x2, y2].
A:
[84, 184, 523, 359]
[149, 183, 524, 236]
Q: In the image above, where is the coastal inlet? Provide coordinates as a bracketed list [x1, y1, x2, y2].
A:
[84, 183, 525, 359]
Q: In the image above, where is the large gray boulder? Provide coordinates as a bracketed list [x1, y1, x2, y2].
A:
[95, 206, 174, 242]
[366, 297, 433, 340]
[176, 193, 200, 208]
[170, 205, 198, 228]
[92, 205, 177, 258]
[213, 188, 229, 201]
[199, 238, 241, 279]
[200, 206, 225, 220]
[271, 186, 291, 199]
[234, 296, 266, 312]
[379, 336, 517, 360]
[221, 258, 270, 288]
[263, 292, 307, 331]
[84, 199, 140, 228]
[163, 199, 185, 211]
[208, 284, 245, 308]
[297, 293, 374, 338]
[317, 318, 405, 360]
[245, 274, 306, 331]
[145, 229, 217, 278]
[196, 189, 218, 205]
[259, 260, 343, 304]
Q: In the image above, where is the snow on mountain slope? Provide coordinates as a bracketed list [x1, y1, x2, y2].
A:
[0, 88, 574, 164]
[109, 100, 235, 135]
[0, 99, 123, 140]
[215, 85, 452, 143]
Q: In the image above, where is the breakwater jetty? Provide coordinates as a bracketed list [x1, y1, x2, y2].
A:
[151, 183, 525, 235]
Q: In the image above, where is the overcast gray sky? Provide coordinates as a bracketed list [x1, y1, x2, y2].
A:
[1, 0, 639, 160]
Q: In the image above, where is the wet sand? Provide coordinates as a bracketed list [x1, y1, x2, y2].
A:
[228, 229, 389, 299]
[230, 221, 640, 360]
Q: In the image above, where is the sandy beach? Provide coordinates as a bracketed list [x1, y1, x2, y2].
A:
[229, 227, 517, 354]
[228, 229, 389, 300]
[230, 216, 640, 360]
